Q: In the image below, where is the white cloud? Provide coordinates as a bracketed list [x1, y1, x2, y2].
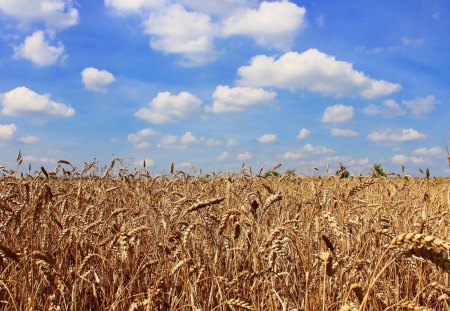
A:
[218, 151, 229, 161]
[143, 4, 218, 66]
[257, 134, 277, 144]
[0, 124, 17, 140]
[237, 49, 401, 98]
[227, 138, 239, 146]
[283, 151, 303, 160]
[223, 1, 306, 50]
[127, 128, 157, 148]
[107, 0, 256, 16]
[330, 128, 358, 137]
[127, 128, 158, 143]
[18, 135, 39, 144]
[304, 144, 333, 154]
[357, 36, 424, 55]
[404, 95, 437, 116]
[358, 158, 369, 165]
[1, 86, 74, 117]
[81, 67, 115, 92]
[180, 131, 198, 144]
[413, 146, 443, 156]
[392, 154, 425, 165]
[160, 134, 178, 145]
[178, 162, 192, 168]
[0, 0, 79, 29]
[364, 96, 437, 118]
[135, 91, 202, 124]
[14, 31, 65, 66]
[134, 141, 150, 149]
[363, 99, 406, 118]
[402, 37, 425, 46]
[316, 13, 325, 27]
[324, 156, 356, 166]
[134, 158, 155, 167]
[206, 138, 223, 147]
[157, 134, 178, 148]
[180, 0, 257, 16]
[104, 0, 165, 13]
[410, 157, 426, 164]
[368, 128, 426, 142]
[22, 155, 55, 164]
[210, 85, 276, 113]
[322, 104, 354, 123]
[237, 151, 253, 161]
[297, 128, 310, 140]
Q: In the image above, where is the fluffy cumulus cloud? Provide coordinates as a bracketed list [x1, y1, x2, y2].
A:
[257, 134, 277, 144]
[413, 146, 443, 156]
[143, 4, 218, 66]
[134, 141, 150, 149]
[223, 1, 306, 50]
[135, 91, 202, 124]
[105, 1, 305, 66]
[363, 99, 406, 118]
[1, 86, 74, 117]
[104, 0, 165, 13]
[81, 67, 116, 92]
[127, 128, 158, 149]
[227, 138, 239, 146]
[330, 128, 358, 137]
[368, 128, 426, 142]
[237, 49, 401, 98]
[283, 151, 303, 160]
[14, 31, 65, 66]
[322, 104, 354, 123]
[404, 95, 437, 116]
[217, 151, 229, 161]
[304, 143, 333, 154]
[180, 131, 198, 144]
[0, 0, 79, 29]
[210, 85, 276, 113]
[237, 151, 253, 161]
[297, 128, 310, 140]
[0, 123, 17, 140]
[127, 128, 158, 142]
[392, 154, 425, 165]
[206, 139, 222, 147]
[391, 154, 408, 164]
[18, 135, 40, 144]
[157, 134, 181, 149]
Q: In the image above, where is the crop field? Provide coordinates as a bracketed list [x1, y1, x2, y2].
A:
[0, 164, 449, 310]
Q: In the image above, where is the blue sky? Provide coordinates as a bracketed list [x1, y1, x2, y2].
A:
[0, 0, 449, 176]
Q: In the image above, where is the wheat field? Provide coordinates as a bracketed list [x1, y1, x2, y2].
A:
[0, 163, 449, 310]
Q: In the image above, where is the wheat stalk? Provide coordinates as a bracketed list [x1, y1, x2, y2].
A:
[225, 298, 255, 310]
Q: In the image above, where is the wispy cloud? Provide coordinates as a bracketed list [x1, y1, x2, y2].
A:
[368, 128, 425, 142]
